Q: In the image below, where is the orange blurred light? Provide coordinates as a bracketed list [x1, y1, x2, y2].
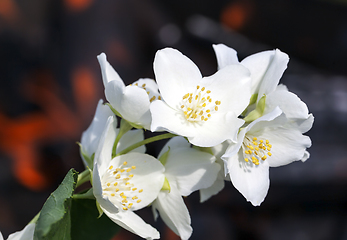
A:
[0, 67, 101, 191]
[221, 2, 254, 31]
[64, 0, 94, 12]
[72, 66, 100, 119]
[0, 0, 19, 23]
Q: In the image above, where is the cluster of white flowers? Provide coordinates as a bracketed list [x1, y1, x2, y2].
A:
[0, 44, 313, 240]
[79, 44, 313, 239]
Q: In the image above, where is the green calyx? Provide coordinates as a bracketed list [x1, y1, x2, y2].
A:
[243, 94, 266, 123]
[158, 147, 170, 166]
[158, 148, 171, 192]
[161, 177, 171, 192]
[106, 103, 122, 118]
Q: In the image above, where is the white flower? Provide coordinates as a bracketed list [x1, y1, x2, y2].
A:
[92, 116, 165, 239]
[97, 53, 160, 129]
[4, 223, 35, 240]
[80, 99, 145, 169]
[152, 136, 220, 239]
[150, 48, 251, 147]
[213, 44, 314, 127]
[221, 108, 312, 206]
[213, 44, 289, 101]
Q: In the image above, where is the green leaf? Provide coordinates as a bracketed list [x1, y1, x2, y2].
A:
[34, 169, 78, 240]
[71, 199, 120, 240]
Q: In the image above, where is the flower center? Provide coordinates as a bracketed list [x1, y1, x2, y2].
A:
[180, 85, 221, 122]
[132, 82, 161, 102]
[242, 136, 272, 165]
[102, 161, 143, 211]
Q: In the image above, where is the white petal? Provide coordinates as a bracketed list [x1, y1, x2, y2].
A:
[227, 151, 270, 206]
[94, 116, 118, 174]
[276, 83, 288, 91]
[255, 126, 312, 167]
[210, 141, 231, 177]
[152, 182, 192, 240]
[290, 113, 314, 133]
[247, 109, 286, 133]
[92, 117, 120, 213]
[102, 207, 160, 240]
[116, 129, 146, 154]
[188, 111, 245, 147]
[241, 50, 276, 94]
[165, 148, 220, 196]
[80, 99, 114, 167]
[106, 81, 151, 129]
[150, 100, 196, 137]
[199, 169, 225, 202]
[104, 78, 124, 112]
[301, 150, 310, 162]
[212, 44, 239, 69]
[93, 163, 120, 214]
[265, 89, 309, 119]
[200, 64, 251, 115]
[256, 49, 289, 101]
[7, 223, 35, 240]
[0, 231, 3, 240]
[154, 48, 202, 108]
[158, 136, 190, 159]
[210, 140, 230, 159]
[109, 152, 165, 210]
[97, 53, 124, 88]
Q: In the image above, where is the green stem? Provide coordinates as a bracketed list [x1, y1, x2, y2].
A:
[76, 169, 91, 188]
[116, 133, 176, 156]
[112, 118, 133, 157]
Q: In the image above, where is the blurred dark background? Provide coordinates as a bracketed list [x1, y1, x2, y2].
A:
[0, 0, 346, 239]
